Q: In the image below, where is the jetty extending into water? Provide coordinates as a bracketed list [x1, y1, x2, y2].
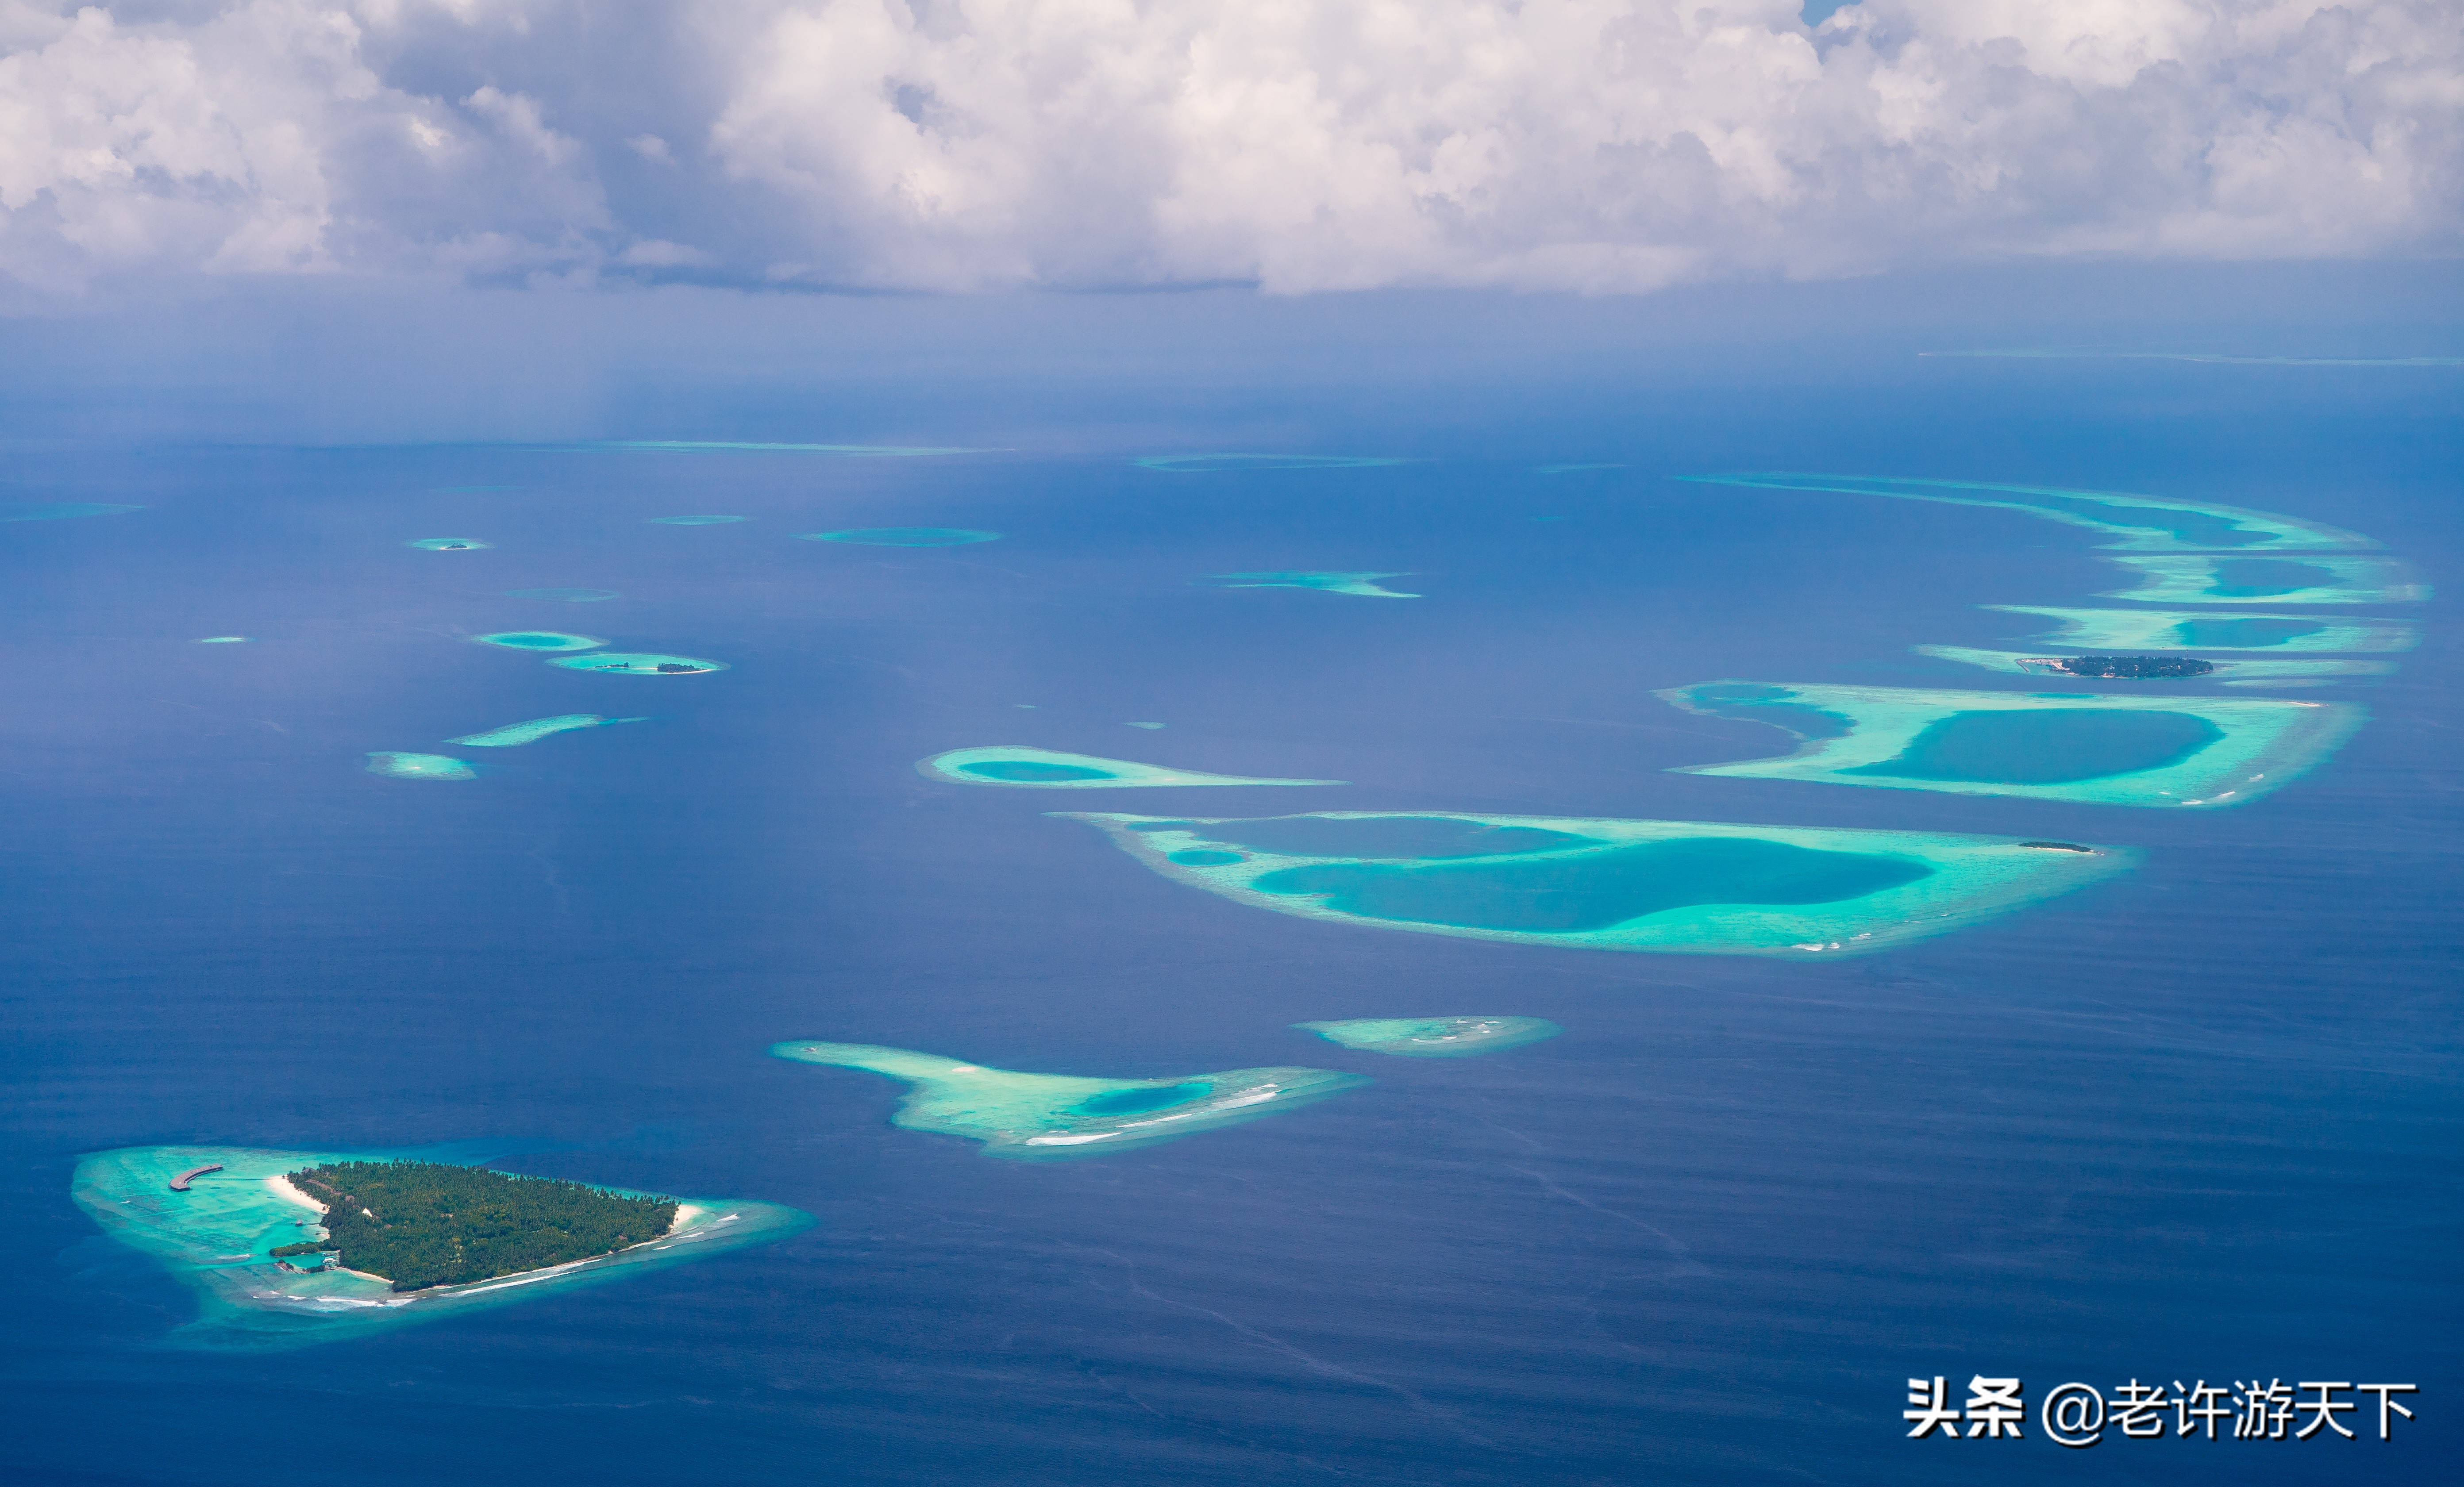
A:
[169, 1164, 223, 1191]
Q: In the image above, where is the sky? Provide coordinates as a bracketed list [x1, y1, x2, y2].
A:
[1, 0, 2458, 301]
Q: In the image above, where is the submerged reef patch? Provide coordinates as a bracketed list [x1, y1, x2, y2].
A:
[506, 588, 619, 602]
[474, 631, 605, 652]
[771, 1042, 1367, 1158]
[548, 652, 728, 675]
[4, 501, 143, 521]
[69, 1145, 807, 1351]
[194, 636, 250, 644]
[365, 752, 475, 780]
[1983, 606, 2419, 654]
[797, 527, 1001, 546]
[1060, 811, 2132, 957]
[919, 746, 1339, 789]
[1297, 1017, 1561, 1058]
[407, 538, 491, 551]
[2098, 554, 2427, 605]
[1199, 571, 1420, 598]
[447, 714, 642, 747]
[1134, 453, 1405, 473]
[1679, 473, 2372, 553]
[1662, 681, 2363, 807]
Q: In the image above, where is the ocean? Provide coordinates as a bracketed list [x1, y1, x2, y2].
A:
[2, 289, 2455, 1484]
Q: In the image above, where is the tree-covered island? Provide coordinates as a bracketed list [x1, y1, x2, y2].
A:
[285, 1161, 678, 1292]
[2034, 655, 2215, 679]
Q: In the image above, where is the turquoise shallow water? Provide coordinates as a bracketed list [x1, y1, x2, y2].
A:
[1663, 681, 2364, 807]
[2098, 552, 2428, 604]
[1251, 837, 1932, 932]
[3, 330, 2454, 1484]
[1985, 605, 2419, 653]
[919, 746, 1338, 789]
[1068, 811, 2132, 955]
[475, 630, 604, 652]
[1841, 708, 2226, 785]
[70, 1145, 808, 1351]
[1680, 473, 2373, 552]
[771, 1042, 1367, 1158]
[1295, 1017, 1561, 1058]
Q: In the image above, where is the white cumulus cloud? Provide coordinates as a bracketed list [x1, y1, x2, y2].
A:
[0, 0, 2455, 295]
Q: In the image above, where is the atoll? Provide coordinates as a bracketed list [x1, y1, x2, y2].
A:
[1984, 606, 2419, 654]
[365, 752, 475, 780]
[71, 1145, 808, 1350]
[447, 714, 642, 747]
[1058, 811, 2133, 957]
[797, 528, 1001, 546]
[474, 631, 605, 652]
[771, 1042, 1367, 1158]
[918, 746, 1339, 789]
[2098, 553, 2428, 605]
[547, 652, 728, 675]
[1660, 680, 2364, 807]
[1198, 572, 1420, 598]
[1295, 1017, 1561, 1057]
[407, 538, 491, 551]
[1678, 473, 2374, 553]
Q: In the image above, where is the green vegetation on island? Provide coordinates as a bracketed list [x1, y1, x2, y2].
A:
[287, 1161, 676, 1292]
[2040, 654, 2215, 679]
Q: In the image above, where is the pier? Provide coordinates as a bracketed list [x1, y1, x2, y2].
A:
[169, 1164, 223, 1191]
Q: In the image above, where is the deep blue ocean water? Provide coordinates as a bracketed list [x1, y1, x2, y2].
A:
[3, 298, 2457, 1484]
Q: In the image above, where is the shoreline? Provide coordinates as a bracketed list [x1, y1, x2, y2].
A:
[265, 1174, 325, 1215]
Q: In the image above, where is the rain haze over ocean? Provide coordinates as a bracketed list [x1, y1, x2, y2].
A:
[3, 4, 2458, 1484]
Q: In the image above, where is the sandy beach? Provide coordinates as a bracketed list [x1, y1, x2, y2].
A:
[266, 1174, 326, 1215]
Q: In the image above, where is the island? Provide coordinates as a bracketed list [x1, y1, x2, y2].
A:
[1914, 643, 2389, 686]
[1296, 1017, 1561, 1057]
[474, 630, 606, 652]
[547, 652, 728, 675]
[1198, 571, 1419, 598]
[364, 751, 475, 780]
[771, 1042, 1367, 1159]
[796, 527, 1001, 546]
[70, 1145, 810, 1349]
[918, 745, 1340, 789]
[2021, 655, 2214, 679]
[447, 714, 644, 747]
[283, 1161, 676, 1291]
[407, 538, 491, 550]
[1055, 810, 2133, 957]
[1658, 679, 2364, 808]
